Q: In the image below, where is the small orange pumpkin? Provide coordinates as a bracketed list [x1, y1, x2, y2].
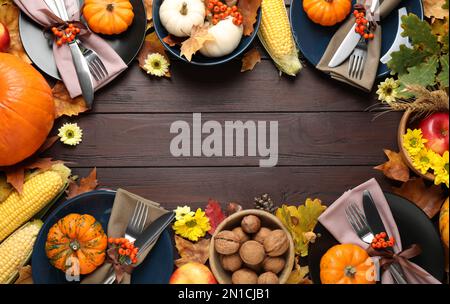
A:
[83, 0, 134, 35]
[0, 53, 54, 167]
[320, 244, 376, 284]
[440, 198, 449, 249]
[45, 214, 108, 275]
[303, 0, 352, 27]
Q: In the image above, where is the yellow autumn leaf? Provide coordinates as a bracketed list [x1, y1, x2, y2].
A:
[286, 258, 312, 284]
[180, 24, 214, 62]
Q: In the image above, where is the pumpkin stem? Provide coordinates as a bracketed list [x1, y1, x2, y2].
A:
[180, 2, 188, 15]
[344, 265, 357, 278]
[69, 240, 80, 251]
[106, 3, 114, 12]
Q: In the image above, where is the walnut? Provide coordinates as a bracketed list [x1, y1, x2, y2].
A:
[244, 262, 263, 273]
[239, 240, 265, 265]
[264, 229, 289, 257]
[258, 272, 279, 284]
[214, 230, 240, 255]
[232, 227, 250, 244]
[232, 268, 258, 284]
[263, 257, 285, 274]
[220, 253, 242, 272]
[253, 227, 271, 244]
[241, 215, 261, 234]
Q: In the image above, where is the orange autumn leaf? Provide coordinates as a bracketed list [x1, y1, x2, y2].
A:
[241, 48, 261, 72]
[423, 0, 448, 19]
[137, 32, 171, 77]
[180, 24, 214, 62]
[144, 0, 153, 21]
[162, 34, 186, 47]
[14, 266, 33, 284]
[238, 0, 262, 36]
[52, 81, 88, 118]
[393, 178, 446, 218]
[374, 150, 410, 182]
[174, 235, 210, 268]
[66, 168, 98, 199]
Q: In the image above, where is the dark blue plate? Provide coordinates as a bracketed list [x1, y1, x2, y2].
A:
[290, 0, 424, 77]
[153, 0, 262, 65]
[32, 190, 174, 284]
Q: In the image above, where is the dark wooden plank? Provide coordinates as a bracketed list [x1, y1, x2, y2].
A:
[47, 112, 400, 167]
[71, 166, 391, 209]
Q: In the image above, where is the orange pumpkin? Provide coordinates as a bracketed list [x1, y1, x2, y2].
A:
[0, 53, 54, 167]
[440, 198, 449, 248]
[303, 0, 352, 27]
[320, 244, 376, 284]
[45, 214, 108, 275]
[83, 0, 135, 35]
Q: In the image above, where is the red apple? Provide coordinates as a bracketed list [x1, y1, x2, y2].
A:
[169, 262, 217, 284]
[0, 22, 10, 52]
[419, 112, 449, 155]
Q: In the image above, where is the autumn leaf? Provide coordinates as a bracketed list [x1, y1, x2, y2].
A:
[374, 150, 410, 183]
[0, 1, 31, 63]
[144, 0, 153, 21]
[66, 168, 98, 199]
[241, 48, 261, 72]
[393, 178, 446, 218]
[14, 266, 33, 284]
[52, 82, 88, 118]
[238, 0, 262, 36]
[37, 136, 59, 154]
[205, 199, 226, 234]
[174, 235, 210, 268]
[180, 24, 214, 62]
[286, 258, 312, 284]
[162, 35, 186, 47]
[226, 202, 243, 215]
[137, 32, 171, 77]
[0, 174, 12, 203]
[423, 0, 448, 20]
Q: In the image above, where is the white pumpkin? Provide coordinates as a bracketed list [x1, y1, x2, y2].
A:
[159, 0, 206, 37]
[200, 18, 243, 58]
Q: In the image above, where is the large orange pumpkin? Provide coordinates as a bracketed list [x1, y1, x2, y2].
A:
[0, 53, 54, 167]
[320, 244, 376, 284]
[303, 0, 352, 27]
[45, 214, 108, 275]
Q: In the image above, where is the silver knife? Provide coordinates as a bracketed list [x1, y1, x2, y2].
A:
[45, 0, 94, 106]
[328, 0, 379, 68]
[380, 7, 411, 64]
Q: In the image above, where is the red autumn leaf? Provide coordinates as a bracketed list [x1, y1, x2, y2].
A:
[162, 35, 186, 47]
[238, 0, 262, 36]
[393, 178, 446, 218]
[205, 199, 226, 234]
[66, 168, 98, 199]
[374, 149, 410, 182]
[241, 47, 261, 72]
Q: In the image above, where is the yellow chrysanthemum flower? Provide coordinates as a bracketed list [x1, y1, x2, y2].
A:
[432, 151, 449, 188]
[403, 128, 427, 156]
[174, 205, 194, 221]
[376, 78, 399, 104]
[143, 53, 170, 77]
[58, 123, 83, 146]
[173, 208, 211, 241]
[411, 148, 436, 174]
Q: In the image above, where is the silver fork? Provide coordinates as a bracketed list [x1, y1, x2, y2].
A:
[348, 37, 368, 80]
[345, 203, 408, 284]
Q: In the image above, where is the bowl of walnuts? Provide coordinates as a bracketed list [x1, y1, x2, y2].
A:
[210, 209, 295, 284]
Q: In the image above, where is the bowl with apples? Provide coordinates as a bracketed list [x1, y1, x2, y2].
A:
[398, 109, 449, 181]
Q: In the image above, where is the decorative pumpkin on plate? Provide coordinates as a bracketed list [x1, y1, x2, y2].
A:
[45, 214, 108, 275]
[83, 0, 135, 35]
[440, 198, 449, 248]
[159, 0, 206, 37]
[303, 0, 352, 27]
[0, 53, 54, 167]
[320, 244, 376, 284]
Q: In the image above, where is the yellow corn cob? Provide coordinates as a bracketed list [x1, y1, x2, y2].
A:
[0, 220, 43, 284]
[0, 170, 64, 242]
[258, 0, 302, 76]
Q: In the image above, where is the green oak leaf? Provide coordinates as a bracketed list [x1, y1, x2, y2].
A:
[388, 45, 429, 75]
[438, 55, 449, 89]
[401, 14, 440, 55]
[399, 55, 439, 87]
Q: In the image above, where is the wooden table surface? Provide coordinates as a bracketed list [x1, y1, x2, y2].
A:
[44, 2, 401, 210]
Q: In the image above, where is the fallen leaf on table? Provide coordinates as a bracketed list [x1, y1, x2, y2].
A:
[174, 235, 210, 268]
[66, 168, 98, 199]
[205, 199, 226, 234]
[144, 0, 153, 21]
[137, 32, 171, 77]
[393, 178, 446, 218]
[276, 198, 326, 257]
[238, 0, 262, 36]
[423, 0, 448, 19]
[52, 82, 88, 118]
[0, 1, 31, 63]
[0, 174, 12, 203]
[163, 35, 186, 47]
[14, 266, 33, 284]
[374, 149, 410, 183]
[37, 136, 59, 154]
[286, 258, 312, 284]
[241, 48, 261, 72]
[180, 24, 214, 62]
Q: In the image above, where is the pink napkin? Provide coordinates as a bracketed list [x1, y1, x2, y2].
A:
[14, 0, 127, 98]
[318, 178, 441, 284]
